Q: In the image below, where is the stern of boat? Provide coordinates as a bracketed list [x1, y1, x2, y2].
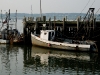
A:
[90, 43, 98, 52]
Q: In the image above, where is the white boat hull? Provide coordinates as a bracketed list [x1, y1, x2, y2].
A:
[0, 39, 9, 44]
[31, 33, 98, 52]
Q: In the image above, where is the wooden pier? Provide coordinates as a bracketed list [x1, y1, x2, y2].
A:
[23, 15, 100, 44]
[22, 8, 100, 48]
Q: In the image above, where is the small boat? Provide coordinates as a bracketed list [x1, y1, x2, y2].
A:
[31, 28, 98, 52]
[0, 29, 10, 44]
[0, 39, 9, 44]
[0, 28, 22, 44]
[0, 9, 23, 44]
[9, 29, 24, 44]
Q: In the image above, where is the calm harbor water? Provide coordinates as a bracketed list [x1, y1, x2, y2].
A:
[0, 44, 100, 75]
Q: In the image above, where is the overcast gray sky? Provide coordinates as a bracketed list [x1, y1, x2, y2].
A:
[0, 0, 99, 14]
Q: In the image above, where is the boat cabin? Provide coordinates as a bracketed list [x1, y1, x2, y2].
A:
[40, 30, 55, 41]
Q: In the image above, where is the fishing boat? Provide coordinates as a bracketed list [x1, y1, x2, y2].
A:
[0, 9, 23, 44]
[31, 25, 98, 52]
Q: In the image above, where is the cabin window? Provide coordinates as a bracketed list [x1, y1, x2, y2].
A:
[52, 32, 54, 37]
[48, 32, 51, 40]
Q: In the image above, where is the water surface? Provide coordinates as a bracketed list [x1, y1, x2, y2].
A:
[0, 44, 100, 75]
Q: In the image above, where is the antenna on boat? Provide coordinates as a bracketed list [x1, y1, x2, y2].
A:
[40, 0, 42, 20]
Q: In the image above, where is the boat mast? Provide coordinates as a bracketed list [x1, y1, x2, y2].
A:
[40, 0, 42, 20]
[31, 5, 33, 17]
[1, 10, 3, 25]
[7, 9, 10, 32]
[0, 10, 3, 31]
[15, 10, 17, 29]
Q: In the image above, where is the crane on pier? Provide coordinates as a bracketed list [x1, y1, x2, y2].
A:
[74, 8, 95, 40]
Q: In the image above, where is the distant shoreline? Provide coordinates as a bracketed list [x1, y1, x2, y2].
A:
[0, 13, 100, 21]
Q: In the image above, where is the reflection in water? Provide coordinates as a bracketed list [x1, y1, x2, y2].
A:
[0, 44, 100, 75]
[0, 44, 23, 75]
[24, 46, 100, 75]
